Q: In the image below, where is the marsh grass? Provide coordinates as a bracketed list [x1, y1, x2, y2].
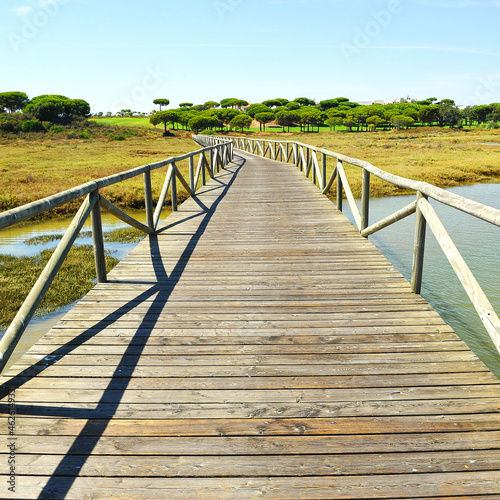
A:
[104, 227, 144, 243]
[0, 132, 197, 215]
[0, 245, 118, 330]
[25, 227, 145, 246]
[25, 234, 63, 245]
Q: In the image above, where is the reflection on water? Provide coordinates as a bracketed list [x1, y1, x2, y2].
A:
[0, 210, 148, 257]
[343, 183, 500, 377]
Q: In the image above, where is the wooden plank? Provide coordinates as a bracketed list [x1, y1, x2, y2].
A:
[7, 385, 500, 405]
[6, 414, 500, 437]
[1, 399, 499, 419]
[2, 371, 498, 391]
[6, 431, 500, 455]
[4, 474, 500, 500]
[3, 449, 500, 477]
[2, 362, 490, 380]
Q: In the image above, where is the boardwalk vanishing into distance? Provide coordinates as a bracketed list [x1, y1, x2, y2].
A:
[1, 144, 500, 498]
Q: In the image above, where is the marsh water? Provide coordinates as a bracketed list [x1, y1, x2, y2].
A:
[1, 185, 500, 376]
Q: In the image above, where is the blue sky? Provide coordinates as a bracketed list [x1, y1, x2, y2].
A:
[1, 0, 500, 113]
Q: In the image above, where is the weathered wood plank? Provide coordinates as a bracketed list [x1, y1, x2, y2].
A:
[2, 372, 497, 392]
[5, 414, 500, 437]
[3, 361, 489, 380]
[6, 385, 499, 405]
[3, 449, 499, 477]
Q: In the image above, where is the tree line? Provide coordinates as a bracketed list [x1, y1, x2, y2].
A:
[147, 96, 500, 134]
[3, 90, 499, 136]
[0, 91, 91, 134]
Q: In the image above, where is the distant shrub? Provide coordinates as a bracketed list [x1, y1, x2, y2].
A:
[42, 121, 52, 130]
[201, 129, 216, 135]
[79, 129, 92, 139]
[114, 134, 126, 141]
[66, 131, 79, 139]
[21, 119, 45, 132]
[0, 115, 21, 133]
[50, 125, 64, 134]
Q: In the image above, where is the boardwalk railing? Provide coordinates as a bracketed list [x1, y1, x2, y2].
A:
[0, 139, 233, 372]
[205, 134, 500, 355]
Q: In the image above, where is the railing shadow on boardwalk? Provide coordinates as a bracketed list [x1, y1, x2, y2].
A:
[0, 157, 244, 499]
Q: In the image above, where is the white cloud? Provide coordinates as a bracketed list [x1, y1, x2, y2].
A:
[13, 6, 32, 16]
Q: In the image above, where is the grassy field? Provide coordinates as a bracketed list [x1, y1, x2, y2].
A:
[91, 117, 157, 128]
[0, 130, 197, 215]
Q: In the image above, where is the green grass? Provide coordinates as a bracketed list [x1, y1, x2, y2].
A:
[103, 227, 144, 244]
[25, 227, 145, 246]
[25, 234, 63, 246]
[0, 245, 119, 330]
[0, 133, 197, 215]
[91, 117, 155, 128]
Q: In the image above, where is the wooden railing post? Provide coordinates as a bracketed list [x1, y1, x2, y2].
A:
[171, 164, 178, 211]
[312, 151, 317, 186]
[209, 149, 214, 177]
[189, 155, 195, 192]
[202, 153, 207, 186]
[143, 170, 154, 229]
[361, 169, 370, 233]
[321, 153, 327, 191]
[411, 192, 428, 294]
[336, 161, 343, 211]
[222, 145, 227, 167]
[91, 190, 107, 284]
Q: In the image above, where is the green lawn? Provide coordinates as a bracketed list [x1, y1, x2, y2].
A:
[91, 117, 154, 128]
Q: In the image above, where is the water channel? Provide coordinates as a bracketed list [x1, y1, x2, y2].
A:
[1, 185, 500, 377]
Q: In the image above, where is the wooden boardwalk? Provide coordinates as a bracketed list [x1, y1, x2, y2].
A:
[2, 150, 500, 499]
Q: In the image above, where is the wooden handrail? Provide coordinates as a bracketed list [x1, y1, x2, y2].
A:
[212, 134, 500, 355]
[0, 138, 233, 372]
